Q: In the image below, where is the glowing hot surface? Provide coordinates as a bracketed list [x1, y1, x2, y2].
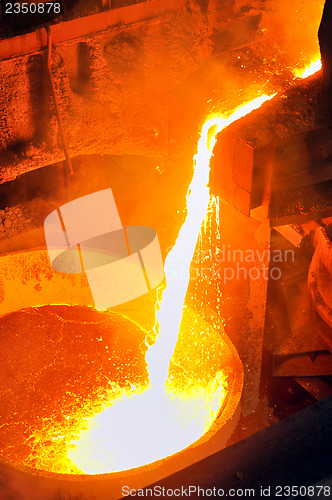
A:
[64, 94, 273, 473]
[0, 304, 231, 473]
[293, 58, 322, 79]
[0, 95, 275, 475]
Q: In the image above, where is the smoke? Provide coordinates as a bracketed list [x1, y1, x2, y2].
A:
[259, 0, 325, 68]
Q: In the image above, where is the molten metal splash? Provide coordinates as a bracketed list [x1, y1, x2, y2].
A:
[65, 93, 274, 474]
[293, 58, 322, 79]
[27, 306, 229, 474]
[66, 316, 227, 473]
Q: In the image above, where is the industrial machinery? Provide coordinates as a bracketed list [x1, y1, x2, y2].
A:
[0, 1, 331, 498]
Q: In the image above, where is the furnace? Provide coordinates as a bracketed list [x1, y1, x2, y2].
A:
[0, 1, 332, 499]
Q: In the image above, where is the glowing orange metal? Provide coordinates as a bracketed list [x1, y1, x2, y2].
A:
[292, 58, 322, 79]
[67, 93, 275, 474]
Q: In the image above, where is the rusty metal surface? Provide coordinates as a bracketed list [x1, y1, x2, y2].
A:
[295, 377, 332, 401]
[0, 0, 186, 62]
[269, 127, 332, 224]
[249, 126, 332, 226]
[210, 130, 254, 216]
[271, 266, 332, 376]
[273, 350, 332, 377]
[309, 227, 332, 352]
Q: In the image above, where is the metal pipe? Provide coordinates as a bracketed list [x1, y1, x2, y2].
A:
[44, 24, 74, 177]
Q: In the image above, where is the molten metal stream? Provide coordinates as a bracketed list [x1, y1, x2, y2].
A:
[293, 58, 322, 79]
[66, 94, 274, 474]
[147, 95, 275, 388]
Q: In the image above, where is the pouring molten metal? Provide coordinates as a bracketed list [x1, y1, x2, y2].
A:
[64, 94, 274, 473]
[293, 58, 322, 79]
[0, 94, 275, 476]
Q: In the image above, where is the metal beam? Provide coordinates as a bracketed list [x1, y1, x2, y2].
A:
[0, 0, 185, 62]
